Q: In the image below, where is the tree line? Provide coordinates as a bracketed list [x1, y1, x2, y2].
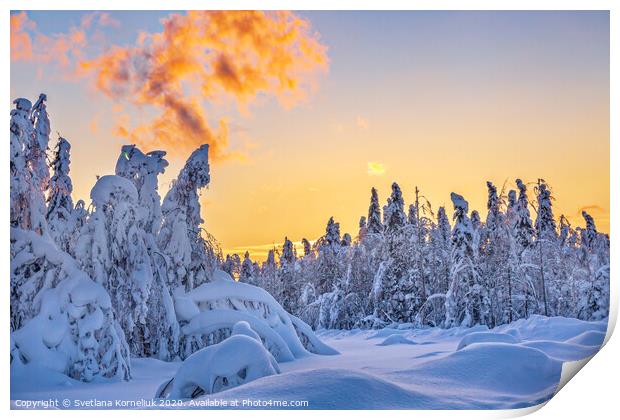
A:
[229, 178, 610, 330]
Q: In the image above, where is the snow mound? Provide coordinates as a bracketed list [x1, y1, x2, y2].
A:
[157, 335, 280, 399]
[457, 332, 519, 350]
[495, 315, 607, 342]
[520, 340, 599, 362]
[178, 279, 338, 360]
[90, 175, 138, 206]
[378, 334, 417, 346]
[211, 368, 455, 409]
[409, 343, 561, 397]
[567, 330, 605, 347]
[366, 328, 404, 340]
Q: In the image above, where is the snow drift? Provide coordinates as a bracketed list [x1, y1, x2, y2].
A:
[211, 368, 457, 409]
[456, 332, 519, 351]
[419, 343, 560, 394]
[378, 334, 418, 346]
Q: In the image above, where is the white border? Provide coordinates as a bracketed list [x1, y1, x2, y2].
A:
[2, 1, 617, 419]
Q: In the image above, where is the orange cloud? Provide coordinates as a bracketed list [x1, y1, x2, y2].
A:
[10, 12, 35, 60]
[11, 11, 113, 71]
[78, 11, 328, 161]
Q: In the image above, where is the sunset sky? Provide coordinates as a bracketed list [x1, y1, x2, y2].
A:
[11, 11, 610, 260]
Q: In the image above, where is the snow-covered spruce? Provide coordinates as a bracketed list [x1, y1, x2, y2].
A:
[10, 97, 49, 236]
[159, 144, 219, 292]
[444, 193, 489, 328]
[30, 94, 51, 192]
[175, 270, 338, 360]
[157, 322, 280, 399]
[46, 137, 84, 255]
[10, 228, 130, 382]
[74, 175, 153, 356]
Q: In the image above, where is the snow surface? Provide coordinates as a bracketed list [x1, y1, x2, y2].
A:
[11, 316, 607, 409]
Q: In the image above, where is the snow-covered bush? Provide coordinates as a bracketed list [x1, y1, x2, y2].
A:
[10, 228, 130, 382]
[176, 270, 338, 360]
[156, 333, 280, 399]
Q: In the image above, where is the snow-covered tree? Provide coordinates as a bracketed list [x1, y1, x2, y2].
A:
[10, 97, 49, 236]
[159, 144, 219, 291]
[534, 180, 557, 316]
[75, 175, 153, 356]
[29, 93, 51, 191]
[116, 145, 169, 236]
[301, 238, 313, 258]
[512, 179, 537, 318]
[444, 193, 488, 327]
[431, 206, 451, 295]
[11, 228, 130, 381]
[514, 179, 535, 250]
[372, 183, 413, 324]
[577, 211, 609, 320]
[478, 181, 510, 326]
[276, 237, 299, 313]
[315, 217, 343, 296]
[384, 182, 406, 231]
[46, 137, 78, 253]
[260, 249, 278, 296]
[239, 251, 257, 284]
[366, 187, 383, 235]
[115, 144, 180, 360]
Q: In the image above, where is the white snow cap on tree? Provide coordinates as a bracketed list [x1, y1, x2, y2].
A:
[90, 174, 138, 205]
[450, 192, 469, 214]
